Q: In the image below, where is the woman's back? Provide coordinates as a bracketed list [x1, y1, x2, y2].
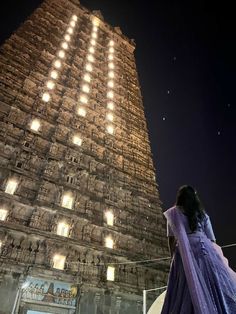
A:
[167, 208, 216, 241]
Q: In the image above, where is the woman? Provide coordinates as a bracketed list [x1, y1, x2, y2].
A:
[161, 185, 236, 314]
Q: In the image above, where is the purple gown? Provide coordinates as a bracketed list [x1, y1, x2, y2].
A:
[161, 206, 236, 314]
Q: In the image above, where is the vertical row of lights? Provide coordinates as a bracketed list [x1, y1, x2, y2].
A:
[77, 19, 99, 113]
[74, 18, 100, 147]
[106, 40, 115, 135]
[30, 14, 78, 132]
[104, 39, 116, 280]
[42, 14, 78, 103]
[43, 16, 100, 272]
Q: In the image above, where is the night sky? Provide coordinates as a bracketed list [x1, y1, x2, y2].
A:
[0, 1, 235, 267]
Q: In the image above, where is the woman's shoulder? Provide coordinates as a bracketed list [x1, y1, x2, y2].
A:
[164, 206, 181, 219]
[201, 212, 209, 220]
[165, 205, 186, 215]
[202, 212, 211, 222]
[164, 206, 177, 214]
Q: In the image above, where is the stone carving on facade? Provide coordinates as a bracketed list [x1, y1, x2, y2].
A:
[82, 223, 93, 242]
[0, 234, 12, 258]
[72, 220, 84, 240]
[91, 226, 102, 245]
[11, 237, 22, 261]
[34, 240, 46, 265]
[67, 248, 79, 272]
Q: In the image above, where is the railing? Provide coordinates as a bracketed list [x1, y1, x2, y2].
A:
[143, 286, 167, 314]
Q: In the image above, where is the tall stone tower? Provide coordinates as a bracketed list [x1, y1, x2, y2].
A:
[0, 0, 168, 313]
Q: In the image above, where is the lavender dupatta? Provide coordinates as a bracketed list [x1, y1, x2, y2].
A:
[164, 206, 218, 314]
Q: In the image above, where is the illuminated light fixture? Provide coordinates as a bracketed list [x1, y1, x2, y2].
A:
[92, 17, 100, 26]
[106, 113, 114, 122]
[91, 32, 97, 39]
[108, 71, 115, 79]
[42, 92, 51, 102]
[105, 236, 114, 249]
[61, 42, 68, 50]
[72, 15, 78, 21]
[50, 70, 58, 79]
[88, 46, 95, 54]
[109, 47, 115, 53]
[107, 91, 114, 99]
[0, 209, 8, 221]
[46, 80, 55, 90]
[5, 179, 18, 195]
[57, 222, 69, 237]
[109, 40, 114, 46]
[107, 101, 114, 110]
[61, 193, 74, 209]
[105, 211, 114, 226]
[54, 59, 62, 69]
[80, 94, 88, 104]
[106, 125, 114, 135]
[107, 266, 115, 281]
[108, 54, 114, 61]
[58, 50, 65, 59]
[70, 20, 76, 27]
[64, 34, 71, 42]
[82, 84, 90, 93]
[93, 25, 98, 32]
[107, 80, 114, 88]
[73, 135, 82, 146]
[85, 63, 93, 72]
[108, 62, 114, 69]
[0, 241, 2, 250]
[87, 54, 94, 62]
[83, 73, 91, 82]
[53, 254, 66, 270]
[77, 107, 86, 117]
[90, 39, 96, 46]
[30, 119, 41, 132]
[67, 27, 73, 34]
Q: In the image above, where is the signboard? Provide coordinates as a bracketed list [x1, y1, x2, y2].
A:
[22, 277, 78, 307]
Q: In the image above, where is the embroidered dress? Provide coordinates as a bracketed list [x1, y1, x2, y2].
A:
[161, 206, 236, 314]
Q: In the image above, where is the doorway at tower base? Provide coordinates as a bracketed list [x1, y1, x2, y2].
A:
[17, 275, 143, 314]
[19, 276, 79, 314]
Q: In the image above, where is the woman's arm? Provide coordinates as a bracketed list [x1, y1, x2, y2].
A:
[168, 236, 176, 257]
[204, 214, 216, 242]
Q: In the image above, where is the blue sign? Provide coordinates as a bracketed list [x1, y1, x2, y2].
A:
[22, 277, 78, 307]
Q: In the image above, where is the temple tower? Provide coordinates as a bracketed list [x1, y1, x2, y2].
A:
[0, 0, 168, 313]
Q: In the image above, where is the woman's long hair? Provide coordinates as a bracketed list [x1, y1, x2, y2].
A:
[176, 185, 205, 232]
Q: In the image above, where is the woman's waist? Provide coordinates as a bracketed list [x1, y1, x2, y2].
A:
[186, 231, 206, 238]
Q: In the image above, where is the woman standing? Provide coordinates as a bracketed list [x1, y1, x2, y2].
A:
[161, 185, 236, 314]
